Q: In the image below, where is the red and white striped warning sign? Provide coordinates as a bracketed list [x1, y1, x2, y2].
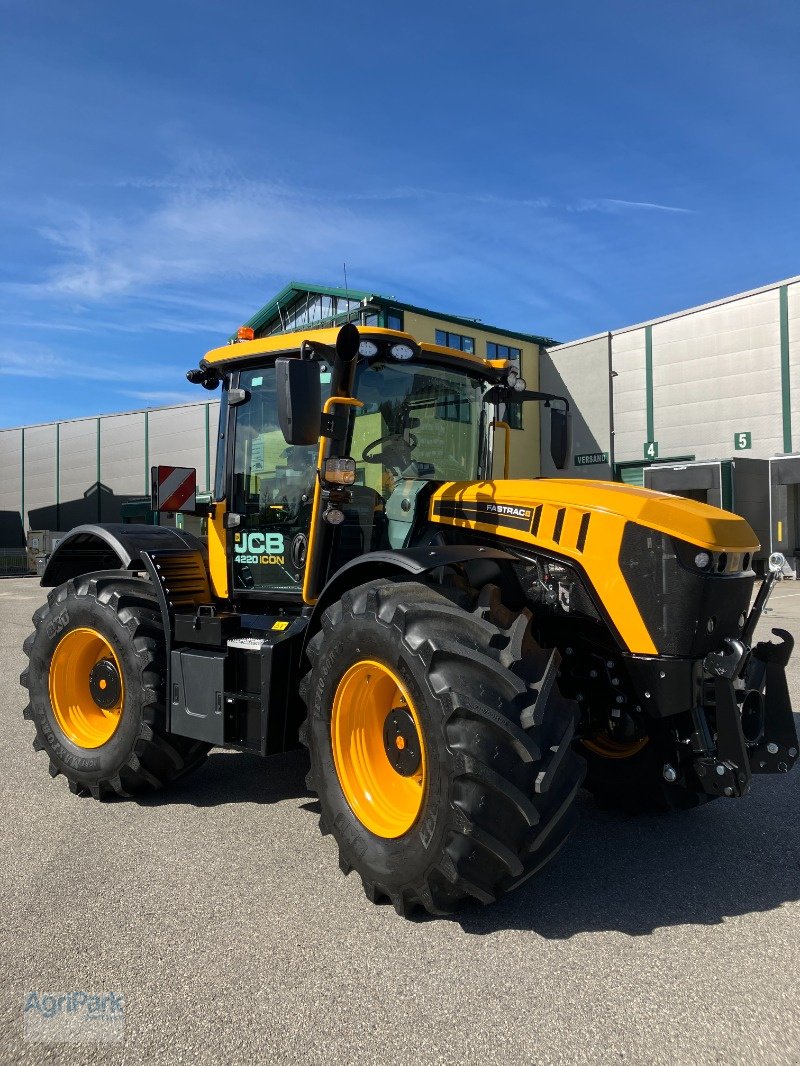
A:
[151, 465, 197, 513]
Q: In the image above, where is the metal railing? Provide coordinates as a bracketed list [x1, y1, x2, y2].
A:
[0, 549, 30, 577]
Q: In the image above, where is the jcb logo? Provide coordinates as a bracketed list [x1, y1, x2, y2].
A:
[234, 532, 285, 555]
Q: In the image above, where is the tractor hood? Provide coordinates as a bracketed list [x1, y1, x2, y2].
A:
[429, 479, 758, 553]
[428, 479, 760, 656]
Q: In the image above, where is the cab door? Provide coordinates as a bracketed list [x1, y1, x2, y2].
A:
[228, 365, 326, 597]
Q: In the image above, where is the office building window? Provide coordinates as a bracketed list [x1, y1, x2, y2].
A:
[386, 309, 403, 330]
[487, 341, 521, 361]
[435, 329, 475, 354]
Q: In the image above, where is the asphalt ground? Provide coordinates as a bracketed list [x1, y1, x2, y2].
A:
[1, 576, 799, 1065]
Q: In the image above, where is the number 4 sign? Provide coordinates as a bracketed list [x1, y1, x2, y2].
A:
[643, 441, 659, 459]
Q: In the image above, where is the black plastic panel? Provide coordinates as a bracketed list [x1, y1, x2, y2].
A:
[619, 523, 755, 657]
[170, 648, 226, 745]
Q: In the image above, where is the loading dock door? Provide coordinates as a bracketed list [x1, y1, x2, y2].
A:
[771, 457, 800, 565]
[643, 461, 731, 510]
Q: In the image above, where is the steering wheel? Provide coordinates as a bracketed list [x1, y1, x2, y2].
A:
[361, 432, 418, 465]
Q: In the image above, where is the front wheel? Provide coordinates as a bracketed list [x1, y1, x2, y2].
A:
[300, 580, 585, 917]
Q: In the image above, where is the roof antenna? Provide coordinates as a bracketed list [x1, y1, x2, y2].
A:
[343, 262, 353, 322]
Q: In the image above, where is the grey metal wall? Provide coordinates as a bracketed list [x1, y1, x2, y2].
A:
[539, 334, 613, 479]
[0, 428, 23, 546]
[647, 287, 783, 462]
[0, 400, 220, 546]
[100, 412, 147, 523]
[543, 276, 800, 480]
[148, 405, 212, 492]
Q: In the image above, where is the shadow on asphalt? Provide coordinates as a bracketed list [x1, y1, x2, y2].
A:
[137, 747, 800, 938]
[136, 748, 311, 808]
[457, 775, 800, 938]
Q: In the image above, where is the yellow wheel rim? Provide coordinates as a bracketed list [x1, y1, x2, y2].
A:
[582, 735, 649, 759]
[331, 660, 426, 839]
[48, 627, 125, 748]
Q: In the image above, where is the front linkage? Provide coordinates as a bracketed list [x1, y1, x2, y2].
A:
[697, 565, 798, 799]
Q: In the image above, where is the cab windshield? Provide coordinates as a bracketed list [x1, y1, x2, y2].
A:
[350, 359, 491, 491]
[230, 358, 492, 594]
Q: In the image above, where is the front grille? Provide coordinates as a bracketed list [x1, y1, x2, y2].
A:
[619, 523, 755, 657]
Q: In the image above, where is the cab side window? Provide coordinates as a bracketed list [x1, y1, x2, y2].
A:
[230, 367, 325, 592]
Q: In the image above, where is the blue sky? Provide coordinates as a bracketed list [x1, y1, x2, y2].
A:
[1, 0, 798, 427]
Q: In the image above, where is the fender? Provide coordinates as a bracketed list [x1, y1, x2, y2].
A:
[40, 523, 208, 587]
[306, 544, 520, 645]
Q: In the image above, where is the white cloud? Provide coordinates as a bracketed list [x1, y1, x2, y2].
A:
[0, 343, 180, 383]
[122, 389, 200, 405]
[0, 153, 697, 352]
[574, 197, 694, 215]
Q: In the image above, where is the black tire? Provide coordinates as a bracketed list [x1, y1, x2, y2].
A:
[20, 571, 210, 799]
[299, 579, 585, 917]
[580, 724, 714, 813]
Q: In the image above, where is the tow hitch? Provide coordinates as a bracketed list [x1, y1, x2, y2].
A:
[694, 557, 798, 798]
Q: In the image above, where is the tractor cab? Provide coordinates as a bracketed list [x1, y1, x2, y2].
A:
[196, 322, 568, 606]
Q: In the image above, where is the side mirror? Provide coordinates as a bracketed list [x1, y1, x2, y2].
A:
[335, 321, 360, 363]
[276, 358, 322, 445]
[550, 406, 570, 470]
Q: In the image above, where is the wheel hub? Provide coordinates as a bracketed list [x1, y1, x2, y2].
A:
[48, 627, 125, 749]
[383, 708, 422, 776]
[330, 659, 427, 839]
[89, 658, 122, 709]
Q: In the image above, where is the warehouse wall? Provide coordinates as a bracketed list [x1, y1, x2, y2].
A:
[540, 334, 612, 479]
[611, 327, 649, 464]
[787, 280, 800, 450]
[0, 428, 23, 547]
[645, 288, 782, 463]
[542, 275, 800, 483]
[0, 400, 220, 547]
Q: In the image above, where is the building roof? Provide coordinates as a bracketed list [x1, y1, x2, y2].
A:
[236, 281, 557, 347]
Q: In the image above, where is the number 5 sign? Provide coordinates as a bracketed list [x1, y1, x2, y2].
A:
[734, 431, 752, 450]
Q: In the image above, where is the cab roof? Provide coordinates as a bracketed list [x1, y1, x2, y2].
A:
[201, 326, 512, 372]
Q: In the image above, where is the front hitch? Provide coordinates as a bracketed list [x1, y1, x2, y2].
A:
[747, 628, 798, 775]
[692, 569, 798, 798]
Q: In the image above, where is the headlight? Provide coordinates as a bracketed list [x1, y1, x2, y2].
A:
[358, 340, 378, 358]
[323, 506, 345, 525]
[513, 376, 527, 392]
[506, 368, 520, 388]
[389, 343, 414, 361]
[694, 551, 711, 570]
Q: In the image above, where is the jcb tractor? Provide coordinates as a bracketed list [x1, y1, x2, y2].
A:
[21, 322, 798, 917]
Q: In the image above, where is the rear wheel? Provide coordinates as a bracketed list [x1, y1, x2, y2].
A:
[300, 579, 585, 917]
[580, 723, 713, 813]
[20, 571, 210, 798]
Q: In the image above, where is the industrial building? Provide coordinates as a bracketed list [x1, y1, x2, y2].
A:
[540, 274, 800, 571]
[0, 282, 552, 566]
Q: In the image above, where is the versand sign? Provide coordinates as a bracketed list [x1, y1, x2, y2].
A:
[574, 452, 609, 467]
[151, 465, 197, 513]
